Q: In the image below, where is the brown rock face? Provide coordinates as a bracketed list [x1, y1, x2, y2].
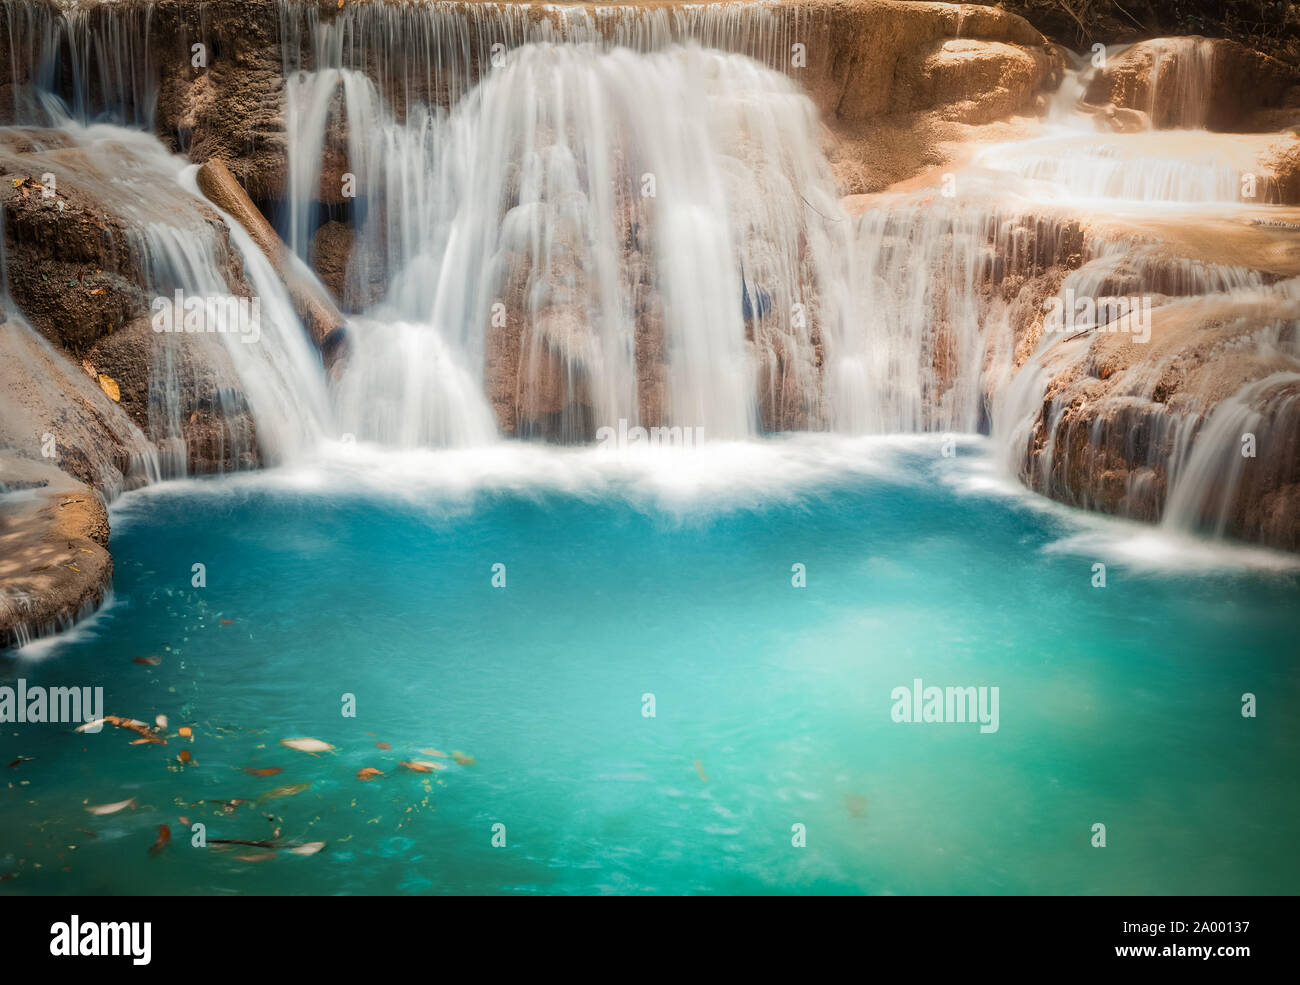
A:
[1259, 137, 1300, 205]
[0, 456, 113, 649]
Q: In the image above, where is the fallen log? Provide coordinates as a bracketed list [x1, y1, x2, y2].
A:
[195, 158, 347, 363]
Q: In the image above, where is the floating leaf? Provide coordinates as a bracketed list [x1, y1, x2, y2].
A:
[86, 797, 136, 816]
[7, 756, 35, 769]
[451, 750, 476, 766]
[133, 656, 162, 666]
[399, 760, 442, 773]
[79, 715, 165, 744]
[287, 841, 325, 856]
[694, 760, 709, 783]
[280, 737, 334, 754]
[155, 715, 168, 730]
[178, 749, 192, 764]
[96, 373, 120, 402]
[375, 742, 391, 750]
[243, 767, 283, 778]
[220, 619, 234, 626]
[178, 726, 193, 739]
[148, 824, 171, 856]
[356, 767, 383, 781]
[258, 783, 310, 804]
[419, 748, 447, 758]
[234, 852, 276, 863]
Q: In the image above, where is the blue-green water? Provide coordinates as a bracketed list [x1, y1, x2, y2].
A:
[3, 437, 1298, 894]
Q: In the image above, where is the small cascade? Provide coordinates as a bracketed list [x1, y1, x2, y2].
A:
[2, 0, 159, 127]
[1147, 38, 1217, 130]
[1, 121, 333, 473]
[1163, 371, 1300, 541]
[3, 0, 335, 473]
[832, 203, 993, 434]
[977, 133, 1248, 204]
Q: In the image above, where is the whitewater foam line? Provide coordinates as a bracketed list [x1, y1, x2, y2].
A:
[105, 436, 1300, 574]
[108, 434, 943, 520]
[3, 590, 119, 661]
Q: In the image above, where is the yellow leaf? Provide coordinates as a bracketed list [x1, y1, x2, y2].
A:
[97, 373, 120, 402]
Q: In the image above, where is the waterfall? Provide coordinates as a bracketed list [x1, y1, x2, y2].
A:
[287, 41, 847, 442]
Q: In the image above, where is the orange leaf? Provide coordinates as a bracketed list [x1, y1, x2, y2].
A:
[399, 760, 441, 773]
[243, 767, 282, 777]
[357, 767, 383, 781]
[149, 824, 171, 855]
[375, 742, 391, 750]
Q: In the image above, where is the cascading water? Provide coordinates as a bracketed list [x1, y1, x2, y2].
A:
[286, 41, 848, 442]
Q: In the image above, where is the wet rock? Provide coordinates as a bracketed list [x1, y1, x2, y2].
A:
[0, 455, 113, 649]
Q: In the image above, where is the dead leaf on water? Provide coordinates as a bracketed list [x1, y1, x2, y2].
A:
[451, 750, 475, 766]
[86, 797, 136, 816]
[234, 852, 275, 863]
[357, 767, 383, 781]
[79, 715, 165, 744]
[694, 760, 709, 783]
[399, 760, 442, 773]
[280, 737, 334, 754]
[375, 742, 391, 750]
[7, 756, 35, 769]
[287, 841, 325, 856]
[148, 824, 171, 856]
[133, 656, 162, 666]
[258, 783, 310, 804]
[243, 767, 283, 777]
[419, 748, 447, 758]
